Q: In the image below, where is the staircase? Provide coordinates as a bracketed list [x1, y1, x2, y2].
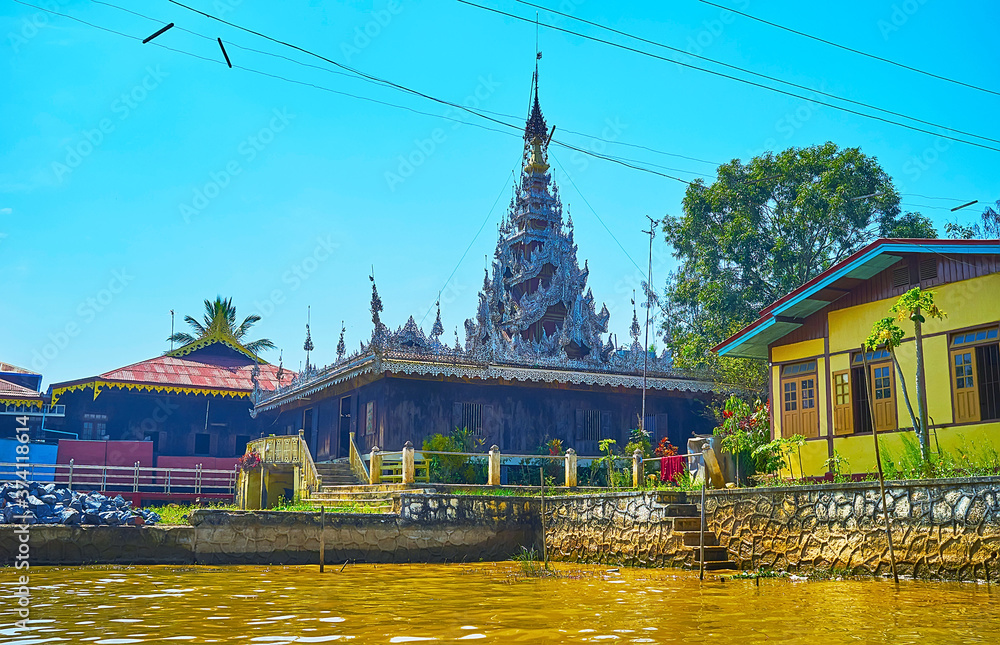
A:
[304, 460, 401, 512]
[315, 460, 362, 487]
[657, 494, 737, 571]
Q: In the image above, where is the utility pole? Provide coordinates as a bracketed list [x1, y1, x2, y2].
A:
[640, 215, 660, 437]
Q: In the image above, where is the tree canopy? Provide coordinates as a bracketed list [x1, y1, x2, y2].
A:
[167, 296, 275, 356]
[662, 142, 935, 392]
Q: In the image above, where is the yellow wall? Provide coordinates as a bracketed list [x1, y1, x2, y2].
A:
[768, 272, 1000, 477]
[831, 421, 1000, 475]
[772, 338, 824, 363]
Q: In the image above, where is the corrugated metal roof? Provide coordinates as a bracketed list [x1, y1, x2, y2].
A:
[714, 238, 1000, 359]
[97, 353, 290, 391]
[0, 377, 43, 399]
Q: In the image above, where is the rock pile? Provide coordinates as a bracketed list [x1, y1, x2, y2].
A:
[0, 482, 161, 526]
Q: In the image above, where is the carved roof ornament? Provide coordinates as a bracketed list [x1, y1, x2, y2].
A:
[336, 321, 346, 363]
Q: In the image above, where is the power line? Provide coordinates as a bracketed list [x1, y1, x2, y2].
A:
[693, 0, 1000, 98]
[98, 0, 724, 170]
[25, 0, 702, 183]
[462, 1, 1000, 153]
[418, 168, 516, 327]
[550, 152, 646, 277]
[513, 0, 1000, 146]
[157, 0, 718, 182]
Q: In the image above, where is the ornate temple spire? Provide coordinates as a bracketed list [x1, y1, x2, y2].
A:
[431, 300, 444, 340]
[462, 60, 609, 362]
[336, 321, 346, 362]
[524, 58, 548, 144]
[370, 272, 386, 347]
[303, 306, 314, 372]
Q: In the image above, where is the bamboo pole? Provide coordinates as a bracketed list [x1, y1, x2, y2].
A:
[699, 475, 706, 581]
[319, 506, 326, 573]
[861, 346, 899, 584]
[539, 467, 548, 569]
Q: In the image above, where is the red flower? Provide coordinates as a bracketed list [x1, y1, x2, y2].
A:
[722, 410, 733, 419]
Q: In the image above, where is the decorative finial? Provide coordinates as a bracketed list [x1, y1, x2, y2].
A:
[336, 321, 346, 362]
[276, 349, 284, 384]
[431, 299, 444, 340]
[370, 271, 385, 346]
[303, 306, 314, 372]
[630, 291, 641, 344]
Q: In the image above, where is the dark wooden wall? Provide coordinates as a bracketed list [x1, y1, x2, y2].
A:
[278, 374, 714, 459]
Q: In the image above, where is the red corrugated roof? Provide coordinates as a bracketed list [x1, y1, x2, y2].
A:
[95, 352, 291, 391]
[0, 377, 43, 399]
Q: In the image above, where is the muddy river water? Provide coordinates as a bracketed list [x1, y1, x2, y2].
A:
[2, 563, 998, 644]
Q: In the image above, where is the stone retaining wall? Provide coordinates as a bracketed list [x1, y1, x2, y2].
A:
[5, 480, 1000, 580]
[706, 477, 1000, 580]
[0, 493, 538, 566]
[543, 491, 691, 567]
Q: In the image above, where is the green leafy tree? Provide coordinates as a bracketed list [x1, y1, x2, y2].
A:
[167, 296, 275, 355]
[662, 142, 931, 393]
[945, 201, 1000, 239]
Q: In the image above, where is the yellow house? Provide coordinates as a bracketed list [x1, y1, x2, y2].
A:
[714, 238, 1000, 477]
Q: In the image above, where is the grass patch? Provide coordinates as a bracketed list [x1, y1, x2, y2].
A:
[146, 499, 382, 525]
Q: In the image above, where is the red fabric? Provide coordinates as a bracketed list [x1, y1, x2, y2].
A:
[660, 455, 684, 483]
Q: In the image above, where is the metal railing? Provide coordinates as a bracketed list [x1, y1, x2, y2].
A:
[0, 460, 238, 497]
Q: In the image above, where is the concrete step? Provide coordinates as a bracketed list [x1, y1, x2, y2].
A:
[675, 530, 719, 547]
[691, 546, 730, 562]
[662, 503, 699, 517]
[671, 517, 701, 531]
[691, 560, 738, 572]
[654, 490, 687, 505]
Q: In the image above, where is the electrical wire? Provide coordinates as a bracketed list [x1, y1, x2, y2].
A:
[513, 0, 999, 145]
[417, 168, 516, 327]
[693, 0, 1000, 98]
[461, 1, 1000, 153]
[18, 0, 986, 206]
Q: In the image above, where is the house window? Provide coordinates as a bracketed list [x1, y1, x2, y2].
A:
[82, 413, 107, 440]
[579, 410, 601, 442]
[850, 350, 896, 433]
[950, 326, 1000, 424]
[194, 433, 211, 456]
[365, 401, 375, 436]
[779, 361, 818, 438]
[460, 403, 484, 436]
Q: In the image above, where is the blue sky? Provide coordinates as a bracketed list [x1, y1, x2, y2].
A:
[2, 0, 997, 387]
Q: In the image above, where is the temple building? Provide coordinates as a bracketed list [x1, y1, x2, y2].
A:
[253, 70, 718, 459]
[47, 328, 292, 462]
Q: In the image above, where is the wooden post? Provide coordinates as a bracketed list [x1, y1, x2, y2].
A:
[861, 345, 899, 584]
[632, 450, 643, 489]
[699, 475, 706, 582]
[369, 447, 382, 485]
[488, 445, 501, 486]
[539, 467, 548, 569]
[564, 449, 577, 488]
[402, 441, 415, 485]
[319, 506, 326, 572]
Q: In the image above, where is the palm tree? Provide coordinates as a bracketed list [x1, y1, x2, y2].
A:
[168, 296, 276, 355]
